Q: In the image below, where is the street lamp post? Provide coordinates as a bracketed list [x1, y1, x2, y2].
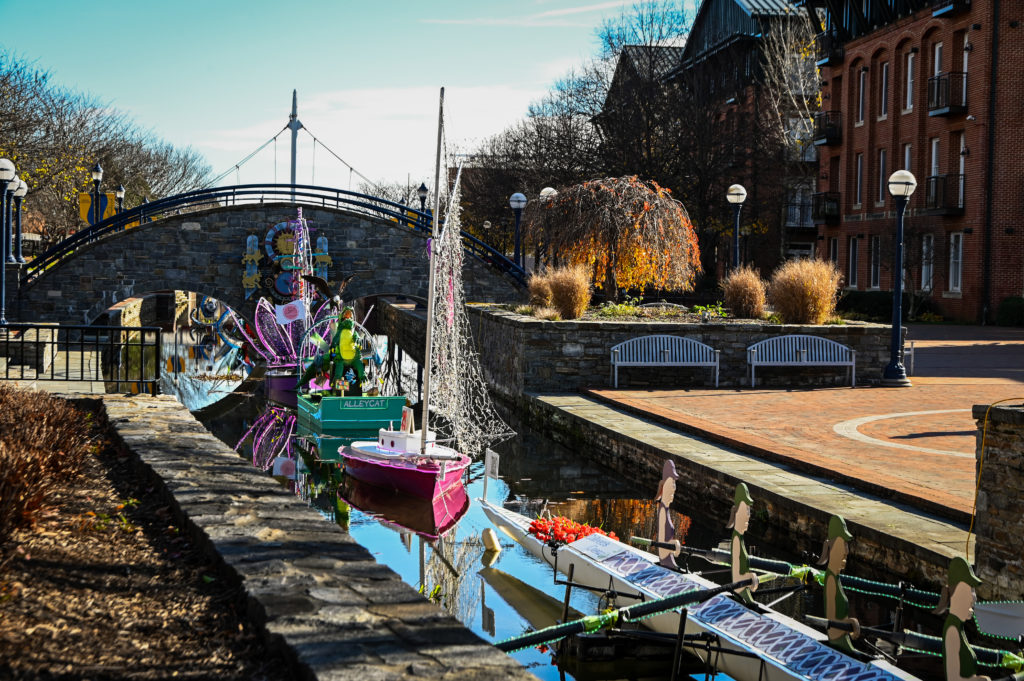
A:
[4, 179, 15, 263]
[726, 184, 747, 272]
[882, 169, 917, 386]
[509, 192, 527, 270]
[417, 183, 429, 231]
[91, 162, 103, 227]
[13, 179, 27, 264]
[539, 187, 558, 266]
[115, 184, 125, 214]
[0, 158, 15, 325]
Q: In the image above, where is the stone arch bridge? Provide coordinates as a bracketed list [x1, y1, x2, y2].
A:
[16, 186, 525, 326]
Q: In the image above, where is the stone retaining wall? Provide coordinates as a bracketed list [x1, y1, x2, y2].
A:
[379, 301, 898, 392]
[89, 394, 534, 681]
[972, 403, 1024, 600]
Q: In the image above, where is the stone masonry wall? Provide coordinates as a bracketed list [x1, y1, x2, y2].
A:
[468, 307, 895, 392]
[972, 403, 1024, 600]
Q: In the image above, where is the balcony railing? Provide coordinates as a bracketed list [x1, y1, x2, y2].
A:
[925, 174, 966, 215]
[785, 203, 814, 228]
[815, 30, 845, 66]
[928, 72, 967, 116]
[933, 0, 970, 17]
[813, 111, 842, 146]
[812, 192, 841, 224]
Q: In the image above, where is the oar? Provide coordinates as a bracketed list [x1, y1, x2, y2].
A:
[495, 577, 753, 653]
[805, 615, 1024, 673]
[630, 536, 817, 581]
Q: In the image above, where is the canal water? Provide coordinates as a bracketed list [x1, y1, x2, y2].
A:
[200, 393, 942, 681]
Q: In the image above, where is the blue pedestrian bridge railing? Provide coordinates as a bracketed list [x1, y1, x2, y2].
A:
[23, 184, 526, 288]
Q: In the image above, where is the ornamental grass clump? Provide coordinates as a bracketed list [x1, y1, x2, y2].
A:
[767, 259, 842, 324]
[547, 264, 592, 320]
[527, 273, 553, 307]
[722, 266, 767, 319]
[0, 385, 95, 545]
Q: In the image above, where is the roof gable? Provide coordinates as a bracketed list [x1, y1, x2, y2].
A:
[683, 0, 796, 63]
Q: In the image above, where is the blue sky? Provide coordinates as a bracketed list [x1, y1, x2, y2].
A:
[1, 0, 656, 194]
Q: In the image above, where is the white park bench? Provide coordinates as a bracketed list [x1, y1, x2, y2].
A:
[610, 335, 720, 388]
[747, 334, 856, 387]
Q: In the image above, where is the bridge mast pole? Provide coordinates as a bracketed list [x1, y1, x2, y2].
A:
[288, 90, 303, 202]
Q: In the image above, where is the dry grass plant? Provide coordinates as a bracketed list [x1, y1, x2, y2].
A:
[533, 306, 562, 321]
[527, 274, 553, 307]
[768, 259, 843, 324]
[547, 265, 592, 320]
[722, 266, 767, 319]
[0, 385, 95, 545]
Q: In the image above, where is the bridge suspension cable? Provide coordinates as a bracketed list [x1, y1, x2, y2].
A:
[205, 124, 289, 188]
[299, 125, 381, 195]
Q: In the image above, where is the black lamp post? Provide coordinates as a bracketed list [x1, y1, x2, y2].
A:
[539, 187, 558, 266]
[115, 184, 125, 214]
[509, 192, 526, 269]
[882, 169, 917, 387]
[91, 162, 103, 226]
[13, 178, 27, 264]
[4, 179, 15, 264]
[0, 157, 15, 325]
[726, 184, 747, 272]
[417, 183, 428, 230]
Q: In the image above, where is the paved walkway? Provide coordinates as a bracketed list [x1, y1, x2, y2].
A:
[586, 324, 1024, 522]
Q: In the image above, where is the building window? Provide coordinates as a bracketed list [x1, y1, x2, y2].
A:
[958, 132, 966, 207]
[878, 148, 887, 203]
[903, 143, 912, 172]
[829, 237, 839, 263]
[857, 68, 866, 123]
[933, 41, 944, 76]
[855, 153, 863, 206]
[949, 232, 963, 292]
[879, 62, 889, 118]
[905, 51, 915, 111]
[921, 234, 934, 291]
[870, 235, 881, 288]
[848, 237, 859, 287]
[962, 33, 969, 102]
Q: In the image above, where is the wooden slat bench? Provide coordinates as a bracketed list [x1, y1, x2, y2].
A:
[747, 334, 856, 387]
[610, 335, 719, 388]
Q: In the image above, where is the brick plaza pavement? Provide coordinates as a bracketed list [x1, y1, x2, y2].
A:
[587, 324, 1024, 522]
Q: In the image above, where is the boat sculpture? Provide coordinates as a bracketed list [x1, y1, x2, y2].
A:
[479, 498, 920, 681]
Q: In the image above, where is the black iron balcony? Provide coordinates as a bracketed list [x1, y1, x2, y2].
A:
[924, 174, 966, 215]
[928, 72, 967, 116]
[812, 192, 841, 224]
[933, 0, 970, 17]
[813, 111, 842, 146]
[816, 30, 845, 66]
[785, 203, 814, 228]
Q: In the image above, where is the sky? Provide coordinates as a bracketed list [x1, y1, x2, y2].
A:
[0, 0, 657, 197]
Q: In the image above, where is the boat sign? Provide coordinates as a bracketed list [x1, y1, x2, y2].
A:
[572, 533, 628, 562]
[342, 398, 389, 409]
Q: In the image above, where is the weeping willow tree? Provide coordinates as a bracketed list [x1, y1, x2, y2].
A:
[525, 175, 701, 300]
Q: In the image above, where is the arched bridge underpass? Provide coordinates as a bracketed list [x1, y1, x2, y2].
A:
[18, 186, 526, 326]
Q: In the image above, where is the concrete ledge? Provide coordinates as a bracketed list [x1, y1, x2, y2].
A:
[97, 394, 533, 681]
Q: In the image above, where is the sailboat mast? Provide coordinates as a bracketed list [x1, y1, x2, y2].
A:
[421, 87, 444, 456]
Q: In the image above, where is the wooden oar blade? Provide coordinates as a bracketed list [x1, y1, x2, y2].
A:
[974, 601, 1024, 639]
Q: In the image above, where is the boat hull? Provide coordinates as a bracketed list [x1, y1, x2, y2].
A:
[340, 475, 469, 539]
[480, 500, 917, 681]
[296, 393, 406, 458]
[342, 445, 470, 501]
[265, 370, 299, 407]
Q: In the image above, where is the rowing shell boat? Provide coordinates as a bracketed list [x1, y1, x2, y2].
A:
[481, 499, 920, 681]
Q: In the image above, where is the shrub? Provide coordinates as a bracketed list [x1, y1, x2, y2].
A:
[533, 306, 562, 321]
[722, 266, 766, 319]
[513, 304, 533, 316]
[547, 265, 592, 320]
[0, 385, 95, 545]
[527, 273, 553, 307]
[767, 259, 842, 324]
[996, 296, 1024, 326]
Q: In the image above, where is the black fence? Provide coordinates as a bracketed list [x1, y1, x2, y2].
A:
[0, 323, 162, 395]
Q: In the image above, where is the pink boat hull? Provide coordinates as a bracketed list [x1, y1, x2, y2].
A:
[341, 448, 471, 500]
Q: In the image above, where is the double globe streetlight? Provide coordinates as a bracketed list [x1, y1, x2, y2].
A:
[0, 158, 29, 325]
[882, 169, 917, 387]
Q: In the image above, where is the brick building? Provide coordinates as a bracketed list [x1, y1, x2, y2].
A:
[802, 0, 1024, 322]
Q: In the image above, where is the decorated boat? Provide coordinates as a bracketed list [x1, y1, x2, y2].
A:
[480, 498, 921, 681]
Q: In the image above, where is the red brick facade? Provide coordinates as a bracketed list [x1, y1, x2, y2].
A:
[814, 0, 1024, 322]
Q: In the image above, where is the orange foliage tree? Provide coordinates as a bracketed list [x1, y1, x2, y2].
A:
[524, 175, 701, 300]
